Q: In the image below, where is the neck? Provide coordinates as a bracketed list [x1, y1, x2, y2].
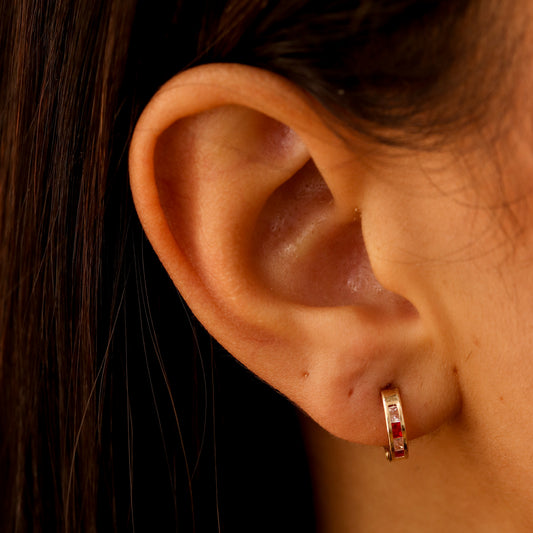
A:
[300, 413, 533, 533]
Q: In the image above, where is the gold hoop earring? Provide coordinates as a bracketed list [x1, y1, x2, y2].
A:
[381, 387, 408, 462]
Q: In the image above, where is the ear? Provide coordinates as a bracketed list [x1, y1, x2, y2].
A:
[129, 64, 461, 447]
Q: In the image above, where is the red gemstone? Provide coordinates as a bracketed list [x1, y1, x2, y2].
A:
[395, 449, 405, 458]
[392, 422, 403, 438]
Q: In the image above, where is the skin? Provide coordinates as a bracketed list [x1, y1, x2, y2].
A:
[302, 118, 533, 532]
[128, 8, 533, 529]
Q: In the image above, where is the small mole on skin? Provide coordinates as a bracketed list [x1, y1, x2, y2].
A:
[348, 388, 354, 397]
[452, 366, 458, 375]
[302, 371, 309, 379]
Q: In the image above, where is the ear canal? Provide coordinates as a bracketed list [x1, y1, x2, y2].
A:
[252, 158, 412, 311]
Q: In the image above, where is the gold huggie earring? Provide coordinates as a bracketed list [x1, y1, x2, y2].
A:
[381, 387, 408, 462]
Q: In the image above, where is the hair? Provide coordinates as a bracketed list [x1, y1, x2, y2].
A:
[0, 0, 514, 531]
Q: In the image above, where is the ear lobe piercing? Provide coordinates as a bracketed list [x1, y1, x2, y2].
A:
[381, 387, 408, 462]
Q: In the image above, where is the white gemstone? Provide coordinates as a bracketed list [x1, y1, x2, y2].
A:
[393, 437, 404, 451]
[389, 404, 401, 422]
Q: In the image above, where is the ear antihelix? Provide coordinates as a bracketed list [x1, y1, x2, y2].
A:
[151, 105, 311, 288]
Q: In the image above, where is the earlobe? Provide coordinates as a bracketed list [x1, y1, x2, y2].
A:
[129, 64, 462, 450]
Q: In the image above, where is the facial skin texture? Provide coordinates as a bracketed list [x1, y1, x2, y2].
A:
[129, 25, 533, 532]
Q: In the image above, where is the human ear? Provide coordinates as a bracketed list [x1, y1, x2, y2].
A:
[129, 64, 461, 448]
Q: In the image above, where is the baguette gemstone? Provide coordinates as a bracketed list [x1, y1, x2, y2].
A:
[389, 404, 400, 422]
[391, 421, 403, 438]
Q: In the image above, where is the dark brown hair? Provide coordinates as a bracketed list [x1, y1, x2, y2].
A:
[0, 0, 506, 531]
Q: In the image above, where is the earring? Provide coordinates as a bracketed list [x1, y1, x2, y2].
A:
[381, 387, 408, 462]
